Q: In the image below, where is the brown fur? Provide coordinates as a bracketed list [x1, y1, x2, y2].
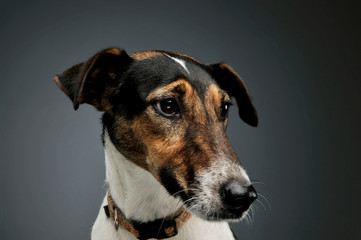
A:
[130, 51, 163, 60]
[105, 48, 122, 55]
[131, 50, 199, 63]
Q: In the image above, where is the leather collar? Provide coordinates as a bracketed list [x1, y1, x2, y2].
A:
[104, 191, 191, 240]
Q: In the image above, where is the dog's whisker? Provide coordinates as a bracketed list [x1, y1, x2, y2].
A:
[248, 209, 253, 225]
[255, 198, 267, 211]
[174, 198, 184, 210]
[248, 210, 252, 227]
[157, 218, 167, 238]
[257, 193, 271, 210]
[168, 189, 199, 215]
[182, 197, 196, 206]
[184, 201, 199, 213]
[251, 202, 259, 211]
[250, 206, 255, 226]
[205, 205, 211, 217]
[173, 196, 199, 217]
[244, 212, 250, 226]
[251, 181, 268, 187]
[170, 188, 198, 198]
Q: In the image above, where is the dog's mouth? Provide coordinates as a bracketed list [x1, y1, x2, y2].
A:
[158, 156, 257, 222]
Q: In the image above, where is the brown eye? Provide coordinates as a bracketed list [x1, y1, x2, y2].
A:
[220, 103, 230, 120]
[155, 98, 180, 117]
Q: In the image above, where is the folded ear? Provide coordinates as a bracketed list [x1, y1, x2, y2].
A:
[208, 63, 258, 127]
[54, 48, 132, 112]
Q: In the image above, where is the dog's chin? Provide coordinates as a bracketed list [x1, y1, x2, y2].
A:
[184, 203, 250, 222]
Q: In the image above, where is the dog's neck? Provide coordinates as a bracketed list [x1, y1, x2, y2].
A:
[103, 130, 182, 222]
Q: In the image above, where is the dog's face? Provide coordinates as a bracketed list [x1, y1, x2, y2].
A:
[55, 48, 258, 221]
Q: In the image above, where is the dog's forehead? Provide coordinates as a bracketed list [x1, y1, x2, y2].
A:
[126, 51, 215, 99]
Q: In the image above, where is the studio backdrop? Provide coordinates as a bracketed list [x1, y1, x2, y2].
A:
[0, 1, 360, 240]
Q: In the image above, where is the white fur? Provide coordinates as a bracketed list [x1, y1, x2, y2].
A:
[191, 154, 252, 221]
[165, 54, 190, 74]
[91, 131, 236, 240]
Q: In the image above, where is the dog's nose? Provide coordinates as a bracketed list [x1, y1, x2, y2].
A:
[220, 180, 257, 211]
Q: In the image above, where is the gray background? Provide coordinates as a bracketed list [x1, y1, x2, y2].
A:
[1, 0, 360, 239]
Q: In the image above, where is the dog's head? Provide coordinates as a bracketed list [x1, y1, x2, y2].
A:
[55, 48, 258, 221]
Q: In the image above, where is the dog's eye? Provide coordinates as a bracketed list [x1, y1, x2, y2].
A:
[155, 98, 180, 117]
[220, 103, 230, 120]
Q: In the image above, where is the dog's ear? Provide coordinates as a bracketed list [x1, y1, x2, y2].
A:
[208, 63, 258, 127]
[54, 48, 132, 111]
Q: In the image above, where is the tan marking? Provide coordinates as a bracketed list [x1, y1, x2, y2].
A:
[105, 48, 122, 55]
[53, 76, 64, 92]
[207, 84, 222, 113]
[131, 51, 163, 60]
[207, 84, 229, 114]
[146, 79, 194, 102]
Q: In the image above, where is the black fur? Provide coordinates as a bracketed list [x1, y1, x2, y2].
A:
[56, 48, 133, 111]
[159, 168, 187, 201]
[132, 217, 178, 240]
[208, 63, 258, 127]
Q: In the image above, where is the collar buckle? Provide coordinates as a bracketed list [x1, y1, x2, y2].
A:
[114, 207, 119, 230]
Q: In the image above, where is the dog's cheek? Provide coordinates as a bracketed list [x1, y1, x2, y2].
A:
[105, 115, 149, 169]
[135, 110, 187, 162]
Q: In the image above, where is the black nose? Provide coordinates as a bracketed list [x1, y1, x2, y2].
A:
[220, 180, 257, 211]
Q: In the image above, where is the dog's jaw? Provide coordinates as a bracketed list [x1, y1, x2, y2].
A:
[103, 130, 182, 222]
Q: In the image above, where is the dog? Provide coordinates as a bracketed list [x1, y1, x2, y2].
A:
[54, 48, 258, 240]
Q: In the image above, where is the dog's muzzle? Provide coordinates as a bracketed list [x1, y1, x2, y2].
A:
[188, 160, 257, 220]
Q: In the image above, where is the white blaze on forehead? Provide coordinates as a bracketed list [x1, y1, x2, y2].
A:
[165, 54, 190, 74]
